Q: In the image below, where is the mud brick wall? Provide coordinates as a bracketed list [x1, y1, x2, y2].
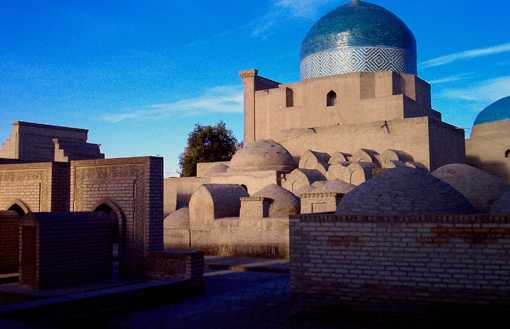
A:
[20, 212, 112, 289]
[0, 162, 70, 213]
[290, 214, 510, 311]
[0, 211, 21, 274]
[70, 157, 164, 278]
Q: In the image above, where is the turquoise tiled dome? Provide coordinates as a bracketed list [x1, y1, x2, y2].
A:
[474, 96, 510, 126]
[300, 0, 417, 80]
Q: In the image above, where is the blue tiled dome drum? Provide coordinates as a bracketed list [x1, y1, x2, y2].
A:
[301, 0, 417, 80]
[474, 96, 510, 126]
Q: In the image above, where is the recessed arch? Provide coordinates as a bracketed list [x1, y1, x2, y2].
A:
[93, 199, 126, 277]
[505, 149, 510, 158]
[93, 199, 125, 242]
[6, 199, 31, 217]
[327, 90, 337, 107]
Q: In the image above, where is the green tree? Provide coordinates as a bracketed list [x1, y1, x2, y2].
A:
[179, 122, 239, 177]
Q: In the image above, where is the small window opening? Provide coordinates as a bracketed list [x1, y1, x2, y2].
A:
[327, 91, 337, 107]
[285, 88, 294, 108]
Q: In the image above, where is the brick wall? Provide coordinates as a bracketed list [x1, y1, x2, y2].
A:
[144, 250, 204, 284]
[0, 162, 70, 213]
[50, 162, 70, 212]
[20, 212, 112, 289]
[0, 211, 21, 274]
[188, 217, 289, 258]
[300, 192, 339, 214]
[70, 157, 164, 278]
[290, 214, 510, 311]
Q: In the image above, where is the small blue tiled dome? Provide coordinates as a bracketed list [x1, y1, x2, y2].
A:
[300, 0, 417, 80]
[474, 96, 510, 126]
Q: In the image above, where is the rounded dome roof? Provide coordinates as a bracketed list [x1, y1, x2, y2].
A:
[312, 180, 356, 194]
[254, 184, 300, 217]
[432, 163, 508, 212]
[337, 167, 475, 215]
[230, 140, 296, 172]
[164, 208, 190, 229]
[474, 96, 510, 126]
[300, 0, 417, 79]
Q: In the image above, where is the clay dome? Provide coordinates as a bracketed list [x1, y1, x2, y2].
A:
[254, 184, 300, 217]
[230, 140, 296, 172]
[337, 167, 475, 215]
[474, 96, 510, 126]
[164, 207, 190, 229]
[204, 163, 229, 176]
[491, 190, 510, 214]
[312, 180, 356, 194]
[432, 163, 508, 212]
[301, 0, 417, 80]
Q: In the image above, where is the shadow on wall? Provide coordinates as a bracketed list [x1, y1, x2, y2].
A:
[467, 155, 510, 182]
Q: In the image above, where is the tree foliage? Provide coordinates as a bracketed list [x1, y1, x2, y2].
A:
[179, 122, 239, 177]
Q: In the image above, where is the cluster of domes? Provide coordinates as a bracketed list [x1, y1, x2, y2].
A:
[301, 0, 417, 79]
[337, 167, 475, 215]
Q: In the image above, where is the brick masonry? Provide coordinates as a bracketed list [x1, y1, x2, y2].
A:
[144, 250, 204, 284]
[70, 157, 164, 278]
[0, 211, 21, 274]
[300, 192, 340, 214]
[0, 162, 70, 214]
[290, 214, 510, 311]
[20, 212, 112, 289]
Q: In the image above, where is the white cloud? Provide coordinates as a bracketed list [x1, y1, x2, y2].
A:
[428, 73, 473, 85]
[275, 0, 335, 18]
[101, 85, 243, 123]
[252, 0, 335, 37]
[437, 75, 510, 103]
[422, 42, 510, 69]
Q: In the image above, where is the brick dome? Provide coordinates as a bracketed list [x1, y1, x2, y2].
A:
[230, 140, 296, 172]
[254, 184, 300, 217]
[337, 167, 475, 215]
[164, 207, 190, 229]
[310, 179, 356, 194]
[432, 163, 508, 212]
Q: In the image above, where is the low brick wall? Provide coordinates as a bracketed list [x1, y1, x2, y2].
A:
[189, 218, 289, 258]
[144, 249, 204, 284]
[300, 192, 339, 214]
[290, 214, 510, 312]
[20, 212, 112, 289]
[0, 211, 21, 274]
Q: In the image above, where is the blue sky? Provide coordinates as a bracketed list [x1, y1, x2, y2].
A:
[1, 0, 510, 176]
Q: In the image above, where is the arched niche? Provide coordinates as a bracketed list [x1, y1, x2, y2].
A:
[6, 199, 31, 217]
